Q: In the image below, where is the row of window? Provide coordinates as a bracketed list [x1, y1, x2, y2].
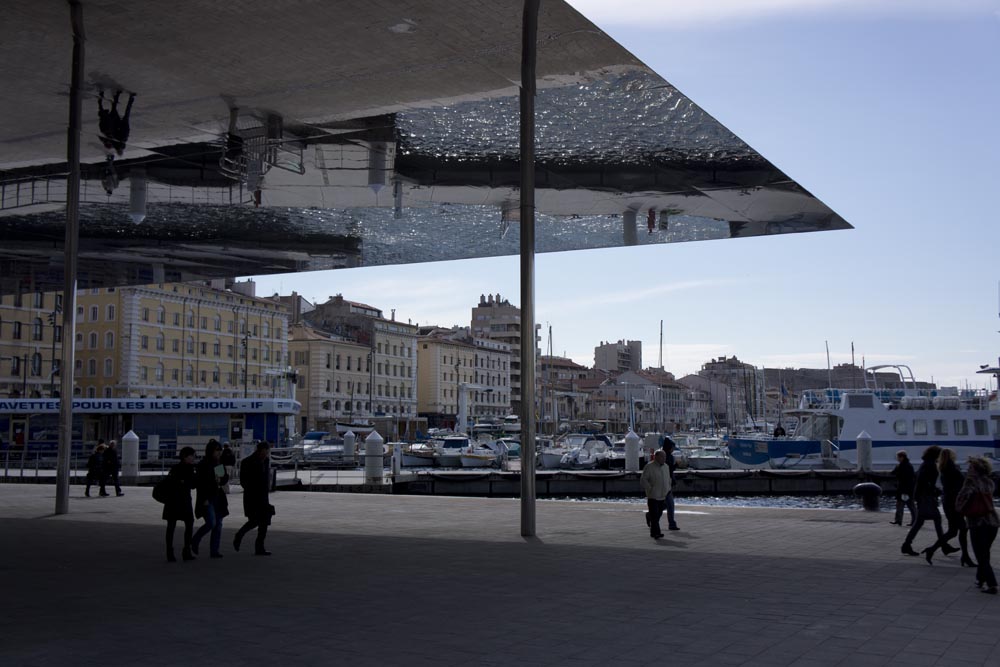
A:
[892, 418, 998, 437]
[319, 400, 413, 416]
[138, 307, 282, 338]
[318, 378, 414, 399]
[137, 334, 280, 363]
[376, 342, 412, 358]
[136, 364, 282, 387]
[6, 353, 54, 377]
[7, 292, 64, 310]
[1, 316, 63, 343]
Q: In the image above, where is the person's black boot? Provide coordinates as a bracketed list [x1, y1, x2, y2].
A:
[166, 550, 177, 563]
[182, 547, 195, 561]
[901, 544, 919, 556]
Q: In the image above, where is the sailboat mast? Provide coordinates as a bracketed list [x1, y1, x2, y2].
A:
[658, 319, 664, 370]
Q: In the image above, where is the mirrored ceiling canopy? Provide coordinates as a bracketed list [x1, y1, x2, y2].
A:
[0, 0, 849, 295]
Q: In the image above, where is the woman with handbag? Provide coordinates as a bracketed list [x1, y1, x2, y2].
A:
[922, 448, 975, 566]
[901, 445, 944, 556]
[190, 440, 230, 559]
[955, 456, 1000, 594]
[162, 446, 197, 563]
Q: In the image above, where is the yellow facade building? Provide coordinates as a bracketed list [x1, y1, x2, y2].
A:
[74, 281, 289, 400]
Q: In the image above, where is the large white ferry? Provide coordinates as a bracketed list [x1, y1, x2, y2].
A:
[728, 365, 999, 469]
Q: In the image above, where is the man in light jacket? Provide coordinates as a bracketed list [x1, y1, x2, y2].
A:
[641, 450, 672, 539]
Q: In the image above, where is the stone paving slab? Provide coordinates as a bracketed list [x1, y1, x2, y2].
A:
[0, 485, 997, 666]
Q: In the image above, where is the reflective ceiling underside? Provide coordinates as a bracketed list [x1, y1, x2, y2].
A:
[0, 0, 849, 295]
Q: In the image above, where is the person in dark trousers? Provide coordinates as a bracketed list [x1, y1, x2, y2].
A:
[773, 424, 786, 438]
[901, 445, 944, 556]
[234, 441, 273, 556]
[659, 437, 680, 530]
[923, 448, 973, 566]
[104, 439, 123, 496]
[85, 442, 107, 497]
[97, 89, 135, 156]
[890, 450, 916, 526]
[956, 456, 999, 594]
[163, 447, 197, 563]
[191, 440, 230, 559]
[640, 450, 671, 539]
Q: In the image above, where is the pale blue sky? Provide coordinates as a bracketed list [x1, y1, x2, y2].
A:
[251, 0, 1000, 389]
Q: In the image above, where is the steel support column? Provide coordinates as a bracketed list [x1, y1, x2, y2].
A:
[55, 0, 84, 515]
[518, 0, 539, 537]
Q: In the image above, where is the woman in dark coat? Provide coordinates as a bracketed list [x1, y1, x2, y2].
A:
[163, 446, 197, 562]
[956, 456, 1000, 594]
[890, 450, 916, 526]
[923, 448, 974, 566]
[85, 443, 107, 497]
[233, 441, 273, 556]
[901, 445, 944, 556]
[190, 440, 230, 559]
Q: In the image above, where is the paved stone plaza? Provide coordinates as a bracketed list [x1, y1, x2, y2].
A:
[1, 485, 998, 666]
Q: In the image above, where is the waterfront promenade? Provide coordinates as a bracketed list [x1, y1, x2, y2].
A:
[1, 486, 998, 666]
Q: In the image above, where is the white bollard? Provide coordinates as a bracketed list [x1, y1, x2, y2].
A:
[121, 430, 140, 479]
[391, 442, 401, 476]
[365, 430, 384, 484]
[343, 431, 356, 464]
[856, 430, 873, 472]
[624, 429, 641, 472]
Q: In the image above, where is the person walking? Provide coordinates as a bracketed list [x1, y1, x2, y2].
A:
[191, 440, 230, 559]
[233, 441, 273, 556]
[956, 457, 1000, 594]
[890, 450, 916, 526]
[901, 445, 945, 556]
[104, 439, 123, 497]
[640, 450, 672, 539]
[163, 447, 197, 563]
[923, 448, 973, 566]
[660, 437, 680, 531]
[85, 442, 107, 497]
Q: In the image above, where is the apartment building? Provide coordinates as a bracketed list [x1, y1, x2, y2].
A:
[0, 289, 63, 398]
[594, 339, 642, 373]
[305, 295, 418, 419]
[288, 322, 372, 434]
[470, 293, 538, 414]
[74, 281, 290, 399]
[416, 326, 510, 429]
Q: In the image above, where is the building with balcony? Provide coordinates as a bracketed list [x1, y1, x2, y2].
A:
[470, 293, 538, 414]
[0, 288, 64, 399]
[288, 322, 373, 435]
[305, 294, 418, 419]
[74, 280, 290, 401]
[417, 326, 510, 430]
[594, 339, 642, 373]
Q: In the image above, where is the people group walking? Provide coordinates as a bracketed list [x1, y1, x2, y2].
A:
[890, 445, 999, 597]
[155, 439, 275, 562]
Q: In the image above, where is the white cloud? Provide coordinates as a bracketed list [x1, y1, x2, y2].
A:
[566, 0, 1000, 28]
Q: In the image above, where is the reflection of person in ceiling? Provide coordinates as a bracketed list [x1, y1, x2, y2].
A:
[97, 89, 135, 157]
[224, 106, 244, 162]
[101, 155, 119, 195]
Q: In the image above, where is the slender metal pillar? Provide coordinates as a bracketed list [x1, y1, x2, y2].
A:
[518, 0, 539, 537]
[55, 0, 85, 514]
